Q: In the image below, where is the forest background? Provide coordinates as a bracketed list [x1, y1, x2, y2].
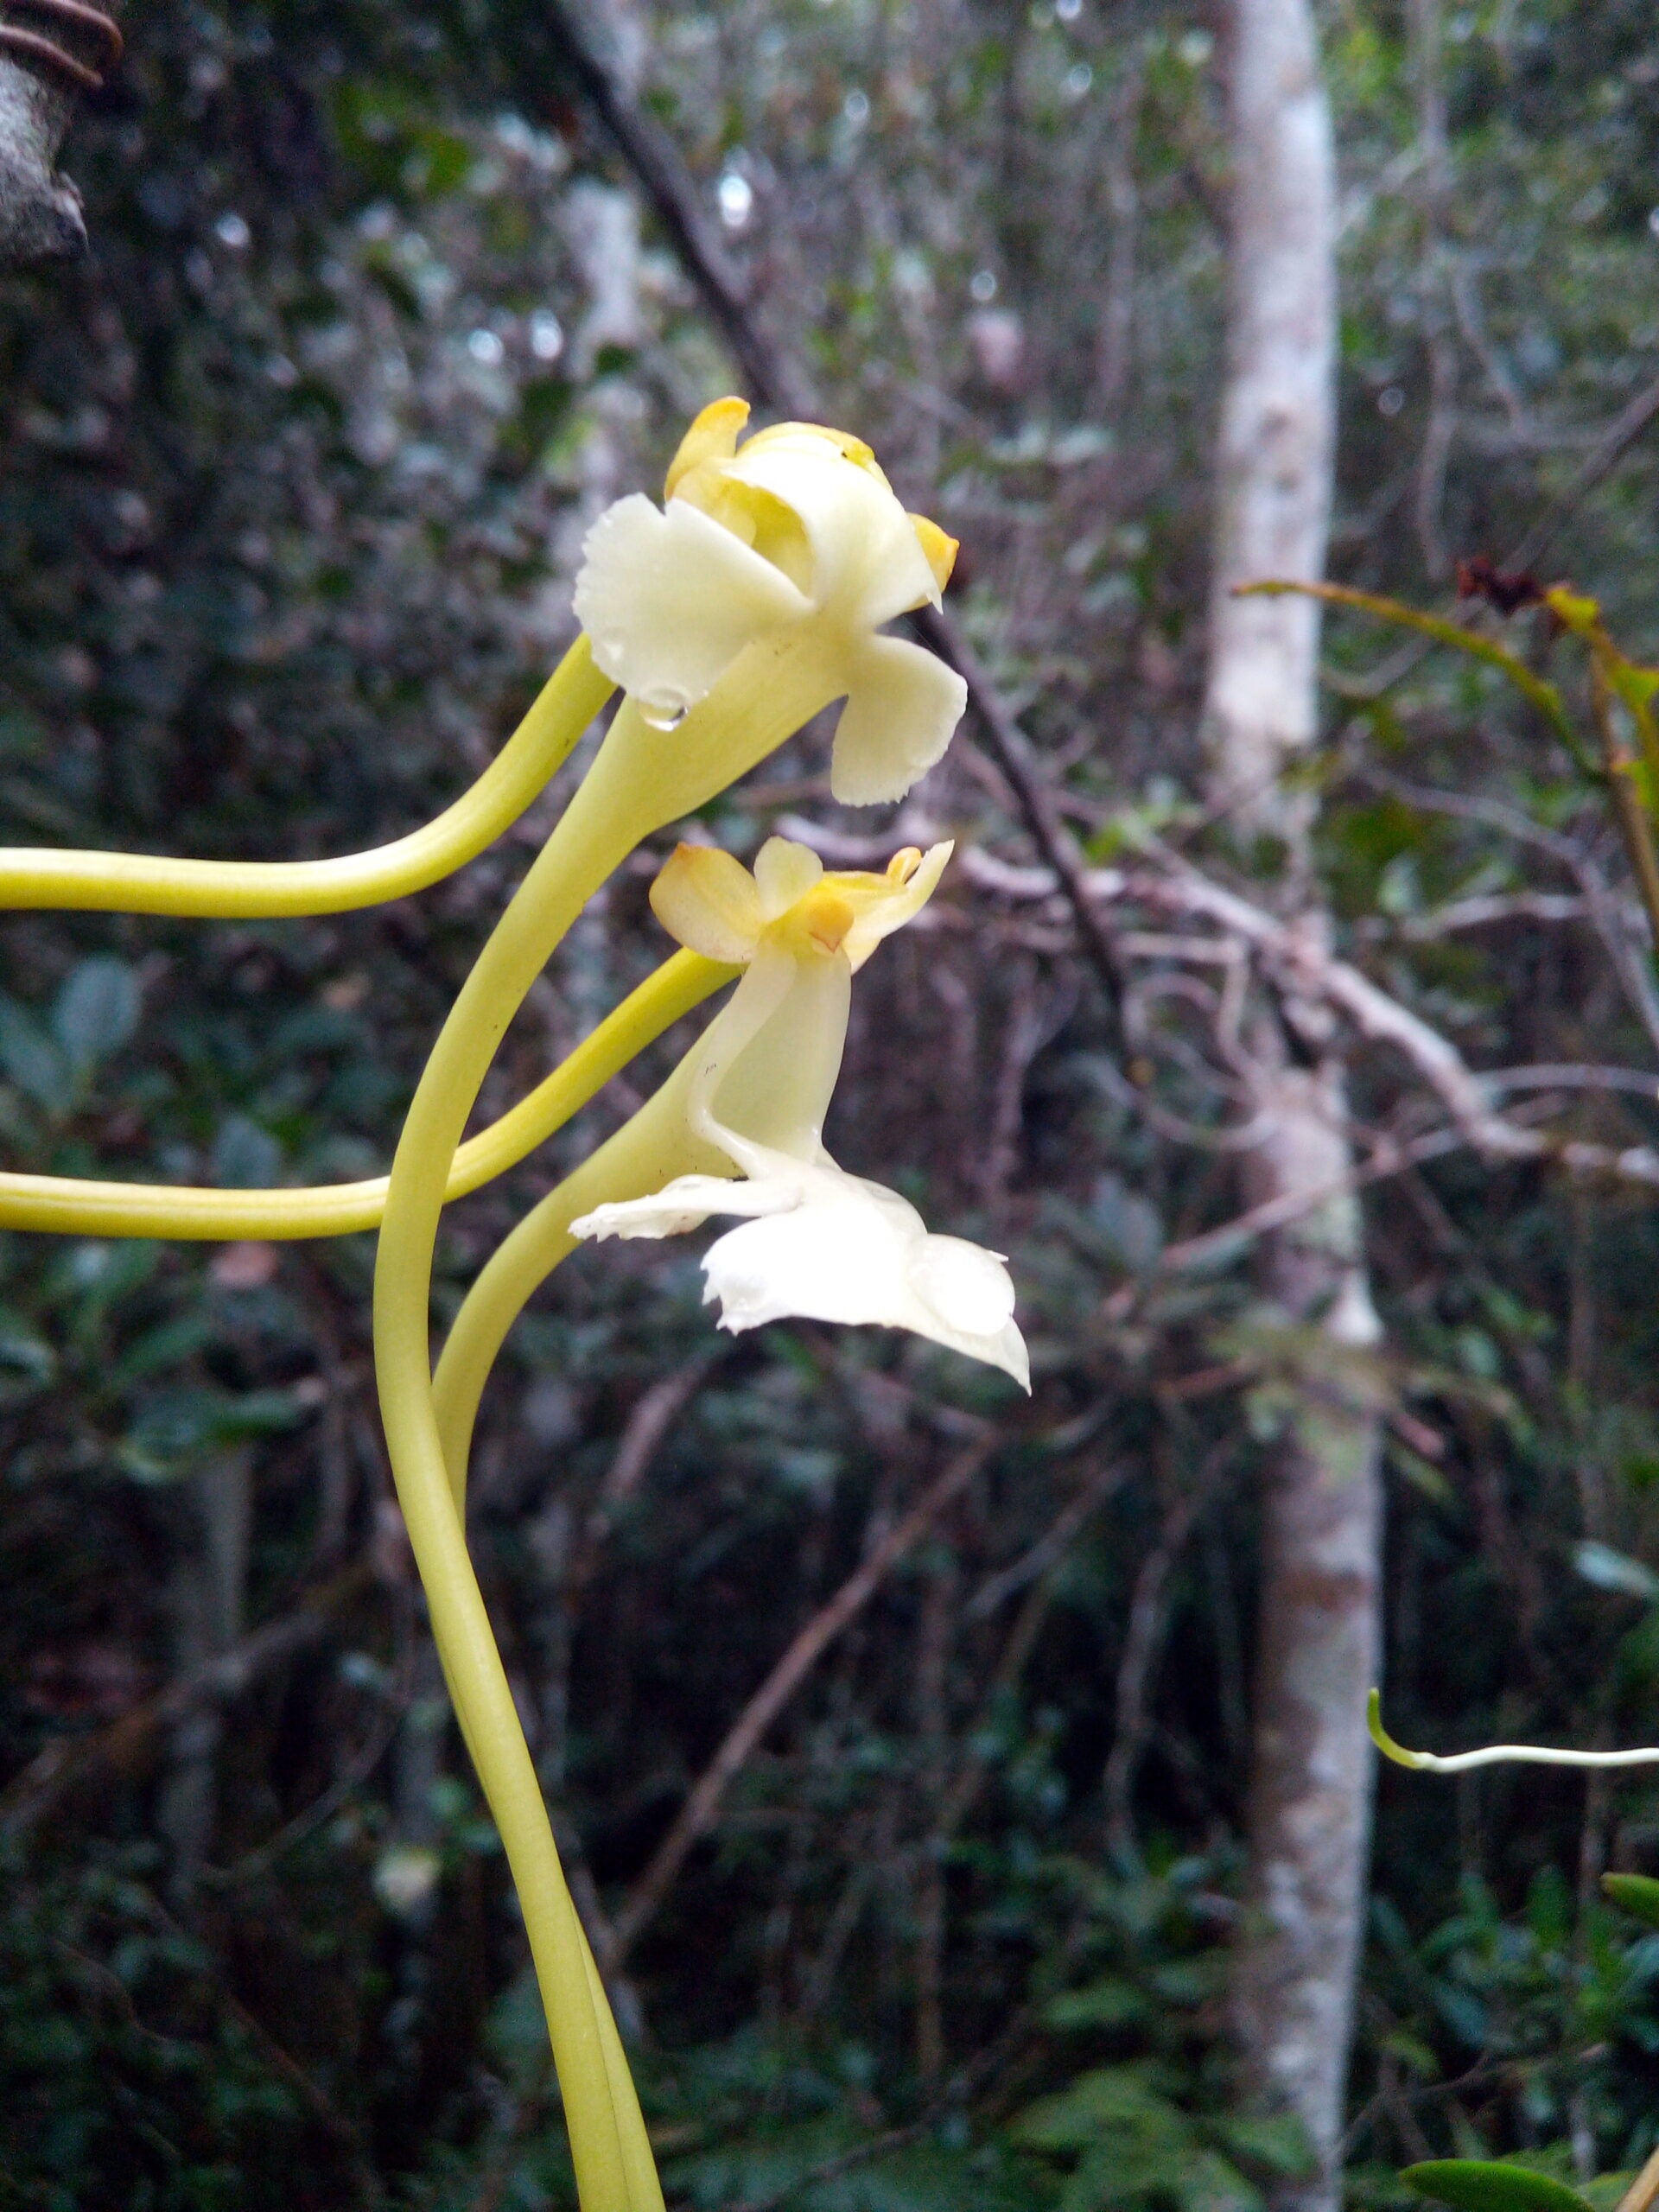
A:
[4, 0, 1659, 2206]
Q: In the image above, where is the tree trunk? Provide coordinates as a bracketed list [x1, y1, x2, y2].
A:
[0, 0, 124, 267]
[158, 1446, 253, 1892]
[1230, 1039, 1382, 2212]
[1201, 6, 1382, 2209]
[1201, 0, 1334, 861]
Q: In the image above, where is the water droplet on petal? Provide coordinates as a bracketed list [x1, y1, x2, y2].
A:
[639, 684, 689, 732]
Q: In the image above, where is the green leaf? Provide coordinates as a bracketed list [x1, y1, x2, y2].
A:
[109, 1312, 213, 1389]
[0, 1308, 55, 1404]
[117, 1384, 308, 1482]
[1402, 2161, 1595, 2212]
[1007, 2065, 1183, 2153]
[1215, 2114, 1315, 2179]
[0, 996, 66, 1106]
[51, 957, 140, 1077]
[1601, 1872, 1659, 1930]
[1043, 1977, 1152, 2033]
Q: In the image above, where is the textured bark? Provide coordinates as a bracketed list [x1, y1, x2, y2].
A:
[1230, 1040, 1382, 2212]
[0, 2, 124, 266]
[1201, 6, 1382, 2208]
[1200, 0, 1336, 854]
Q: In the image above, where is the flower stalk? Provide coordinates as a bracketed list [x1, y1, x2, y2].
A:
[0, 397, 1001, 2210]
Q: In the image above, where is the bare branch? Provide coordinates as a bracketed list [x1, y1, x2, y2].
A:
[601, 1436, 995, 1969]
[0, 1560, 377, 1838]
[541, 0, 1129, 1023]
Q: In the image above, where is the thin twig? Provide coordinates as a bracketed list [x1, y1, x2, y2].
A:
[540, 0, 814, 416]
[602, 1436, 995, 1968]
[1508, 370, 1659, 572]
[964, 1459, 1130, 1621]
[1, 1560, 378, 1836]
[542, 0, 1129, 1023]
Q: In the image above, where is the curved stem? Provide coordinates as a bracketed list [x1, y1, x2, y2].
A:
[0, 639, 612, 917]
[373, 643, 843, 2209]
[1369, 1689, 1659, 1773]
[0, 950, 734, 1238]
[430, 946, 800, 1501]
[431, 1060, 722, 1507]
[1239, 577, 1587, 766]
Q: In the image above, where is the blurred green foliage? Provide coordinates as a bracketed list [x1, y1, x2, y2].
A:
[7, 0, 1659, 2203]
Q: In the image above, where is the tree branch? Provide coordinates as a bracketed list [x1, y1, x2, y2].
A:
[0, 0, 124, 265]
[601, 1436, 995, 1968]
[0, 1559, 377, 1837]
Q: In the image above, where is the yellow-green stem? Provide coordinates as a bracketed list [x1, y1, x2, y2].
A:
[0, 639, 611, 916]
[1589, 655, 1659, 961]
[0, 950, 733, 1238]
[374, 637, 842, 2209]
[431, 1065, 713, 1506]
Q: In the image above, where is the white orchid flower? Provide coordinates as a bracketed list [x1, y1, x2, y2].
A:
[570, 836, 1030, 1388]
[572, 398, 969, 805]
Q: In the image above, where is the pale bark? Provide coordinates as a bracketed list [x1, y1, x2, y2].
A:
[1201, 6, 1382, 2209]
[0, 2, 124, 267]
[1200, 0, 1336, 854]
[1229, 1039, 1382, 2212]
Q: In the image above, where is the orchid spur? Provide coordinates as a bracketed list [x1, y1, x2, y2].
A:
[0, 397, 977, 2211]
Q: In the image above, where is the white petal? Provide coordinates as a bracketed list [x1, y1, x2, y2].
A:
[906, 1235, 1017, 1336]
[830, 637, 969, 805]
[753, 836, 823, 920]
[573, 494, 810, 720]
[572, 1173, 760, 1243]
[697, 1164, 1030, 1387]
[700, 1185, 915, 1332]
[699, 953, 849, 1162]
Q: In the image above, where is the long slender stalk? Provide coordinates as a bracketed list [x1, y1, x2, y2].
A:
[1588, 656, 1659, 959]
[0, 949, 732, 1238]
[0, 638, 611, 915]
[1370, 1691, 1659, 1773]
[373, 639, 844, 2209]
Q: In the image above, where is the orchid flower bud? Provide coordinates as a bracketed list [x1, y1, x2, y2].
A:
[573, 399, 968, 804]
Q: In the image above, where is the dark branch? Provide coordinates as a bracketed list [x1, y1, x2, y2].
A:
[538, 0, 1126, 1020]
[0, 1558, 377, 1837]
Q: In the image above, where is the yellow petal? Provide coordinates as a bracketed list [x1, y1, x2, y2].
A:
[664, 395, 750, 499]
[829, 637, 968, 805]
[801, 890, 855, 956]
[909, 514, 958, 595]
[753, 836, 824, 920]
[650, 842, 763, 962]
[723, 438, 935, 622]
[742, 420, 880, 474]
[842, 840, 954, 971]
